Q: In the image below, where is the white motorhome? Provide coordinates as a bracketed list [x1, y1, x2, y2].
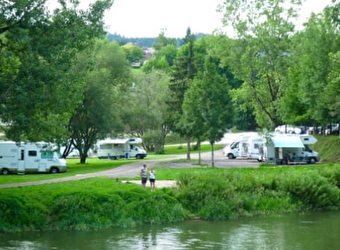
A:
[259, 134, 320, 164]
[97, 138, 147, 160]
[246, 136, 264, 160]
[223, 132, 260, 159]
[0, 141, 67, 175]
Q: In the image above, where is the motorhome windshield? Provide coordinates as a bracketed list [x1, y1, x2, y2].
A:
[231, 142, 239, 149]
[304, 144, 313, 152]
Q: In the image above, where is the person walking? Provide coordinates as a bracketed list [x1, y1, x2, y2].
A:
[140, 164, 148, 188]
[149, 168, 156, 191]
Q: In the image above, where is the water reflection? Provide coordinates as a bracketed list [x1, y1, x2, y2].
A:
[1, 211, 339, 250]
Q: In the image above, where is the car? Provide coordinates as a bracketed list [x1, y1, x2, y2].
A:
[275, 125, 301, 134]
[307, 126, 322, 135]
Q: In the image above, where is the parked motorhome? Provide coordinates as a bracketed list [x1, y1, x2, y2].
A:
[0, 141, 67, 175]
[259, 134, 320, 164]
[246, 136, 264, 160]
[97, 138, 147, 160]
[223, 132, 260, 159]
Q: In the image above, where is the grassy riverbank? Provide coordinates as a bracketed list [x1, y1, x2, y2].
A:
[1, 164, 340, 233]
[1, 136, 340, 233]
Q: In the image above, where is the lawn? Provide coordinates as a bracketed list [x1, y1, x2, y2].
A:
[0, 144, 222, 185]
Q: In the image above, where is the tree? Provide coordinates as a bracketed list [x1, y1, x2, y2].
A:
[142, 31, 178, 73]
[121, 70, 171, 152]
[152, 30, 177, 51]
[324, 51, 340, 134]
[280, 5, 340, 127]
[65, 39, 131, 163]
[216, 0, 302, 130]
[167, 28, 198, 159]
[121, 43, 144, 64]
[182, 56, 233, 167]
[0, 0, 113, 141]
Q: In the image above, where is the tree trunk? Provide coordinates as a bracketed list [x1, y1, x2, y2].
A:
[198, 141, 201, 164]
[80, 154, 87, 164]
[211, 142, 215, 167]
[186, 137, 191, 160]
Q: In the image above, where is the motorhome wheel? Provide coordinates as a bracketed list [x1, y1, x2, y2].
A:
[1, 169, 10, 175]
[50, 167, 59, 174]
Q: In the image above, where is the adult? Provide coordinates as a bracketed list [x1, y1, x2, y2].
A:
[140, 164, 148, 188]
[149, 168, 156, 191]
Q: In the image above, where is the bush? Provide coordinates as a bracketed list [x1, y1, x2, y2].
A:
[0, 194, 48, 232]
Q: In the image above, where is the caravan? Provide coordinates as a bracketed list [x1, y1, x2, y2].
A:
[0, 141, 67, 175]
[259, 134, 320, 164]
[97, 138, 147, 160]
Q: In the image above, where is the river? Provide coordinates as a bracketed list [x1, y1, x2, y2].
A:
[1, 211, 339, 250]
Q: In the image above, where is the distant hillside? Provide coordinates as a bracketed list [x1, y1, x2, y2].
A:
[106, 33, 208, 48]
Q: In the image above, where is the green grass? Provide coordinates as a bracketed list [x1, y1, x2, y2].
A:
[1, 164, 340, 232]
[0, 144, 221, 185]
[313, 135, 340, 163]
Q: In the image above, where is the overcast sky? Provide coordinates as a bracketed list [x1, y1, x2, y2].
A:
[103, 0, 334, 38]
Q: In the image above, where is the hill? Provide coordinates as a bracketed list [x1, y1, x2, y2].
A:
[313, 135, 340, 163]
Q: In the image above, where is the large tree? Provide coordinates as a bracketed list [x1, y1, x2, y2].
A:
[63, 39, 131, 163]
[280, 4, 340, 127]
[0, 0, 113, 141]
[216, 0, 302, 130]
[182, 56, 233, 167]
[167, 28, 198, 159]
[121, 70, 171, 152]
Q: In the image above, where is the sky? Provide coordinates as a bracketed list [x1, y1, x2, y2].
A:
[104, 0, 334, 38]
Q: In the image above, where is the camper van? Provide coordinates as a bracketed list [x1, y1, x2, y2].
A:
[223, 133, 261, 159]
[258, 134, 320, 164]
[223, 137, 249, 159]
[97, 138, 147, 160]
[0, 141, 67, 175]
[246, 136, 264, 160]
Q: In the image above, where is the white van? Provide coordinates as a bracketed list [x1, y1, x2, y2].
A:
[0, 141, 67, 175]
[97, 138, 147, 160]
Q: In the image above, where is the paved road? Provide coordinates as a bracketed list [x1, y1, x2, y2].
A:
[0, 133, 260, 188]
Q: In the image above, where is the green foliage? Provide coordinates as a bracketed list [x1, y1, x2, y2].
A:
[1, 164, 340, 232]
[0, 194, 48, 232]
[122, 43, 144, 63]
[122, 70, 171, 151]
[66, 39, 131, 163]
[176, 167, 340, 220]
[50, 192, 125, 230]
[312, 135, 340, 163]
[0, 180, 188, 232]
[0, 0, 113, 141]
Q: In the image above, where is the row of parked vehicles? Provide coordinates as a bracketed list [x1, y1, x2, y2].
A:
[0, 138, 147, 175]
[223, 132, 320, 165]
[275, 124, 339, 135]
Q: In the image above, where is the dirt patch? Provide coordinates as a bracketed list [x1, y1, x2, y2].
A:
[122, 180, 177, 188]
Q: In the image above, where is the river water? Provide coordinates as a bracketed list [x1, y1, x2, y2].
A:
[1, 211, 339, 250]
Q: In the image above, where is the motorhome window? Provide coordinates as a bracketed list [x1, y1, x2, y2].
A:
[113, 144, 120, 148]
[28, 151, 37, 157]
[100, 144, 112, 149]
[41, 151, 54, 159]
[304, 145, 312, 152]
[231, 142, 239, 149]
